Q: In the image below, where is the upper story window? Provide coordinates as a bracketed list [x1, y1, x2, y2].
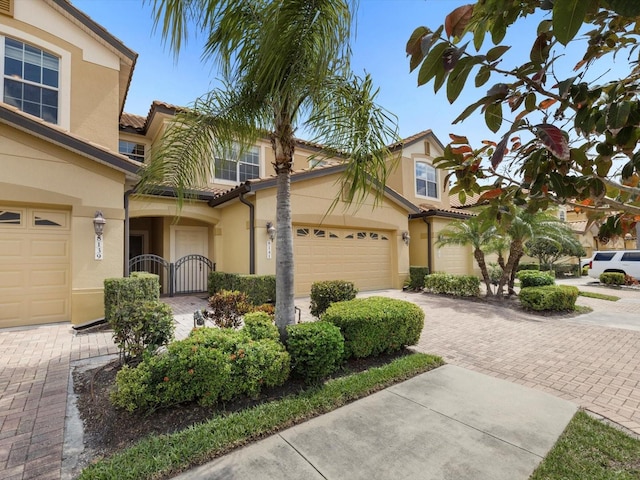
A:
[119, 140, 145, 162]
[214, 144, 260, 183]
[415, 161, 438, 198]
[3, 37, 59, 124]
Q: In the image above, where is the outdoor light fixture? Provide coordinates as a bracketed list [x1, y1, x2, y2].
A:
[93, 211, 106, 235]
[402, 231, 410, 246]
[266, 221, 276, 241]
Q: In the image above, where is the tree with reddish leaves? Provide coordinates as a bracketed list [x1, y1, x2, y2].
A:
[408, 0, 640, 245]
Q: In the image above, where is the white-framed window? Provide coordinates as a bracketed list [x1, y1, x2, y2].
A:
[2, 36, 59, 124]
[119, 140, 145, 162]
[415, 161, 438, 198]
[213, 144, 260, 183]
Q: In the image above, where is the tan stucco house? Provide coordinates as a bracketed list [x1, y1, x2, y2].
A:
[0, 0, 472, 329]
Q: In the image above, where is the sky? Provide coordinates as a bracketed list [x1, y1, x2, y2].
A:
[71, 0, 628, 149]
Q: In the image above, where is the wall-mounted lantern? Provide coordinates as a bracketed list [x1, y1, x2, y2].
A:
[402, 231, 411, 246]
[266, 221, 276, 241]
[93, 211, 106, 260]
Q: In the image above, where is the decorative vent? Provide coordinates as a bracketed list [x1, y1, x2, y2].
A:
[0, 0, 13, 17]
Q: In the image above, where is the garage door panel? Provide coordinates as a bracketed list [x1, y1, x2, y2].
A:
[294, 226, 392, 296]
[0, 206, 70, 328]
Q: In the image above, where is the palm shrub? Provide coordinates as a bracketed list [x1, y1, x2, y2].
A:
[517, 270, 555, 288]
[310, 280, 358, 317]
[519, 285, 579, 311]
[286, 322, 345, 384]
[322, 297, 424, 359]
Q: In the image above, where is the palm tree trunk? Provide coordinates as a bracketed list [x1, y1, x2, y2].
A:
[275, 167, 295, 340]
[497, 240, 523, 297]
[508, 252, 523, 295]
[474, 248, 494, 296]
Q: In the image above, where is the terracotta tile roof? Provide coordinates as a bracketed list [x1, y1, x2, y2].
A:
[418, 203, 474, 217]
[449, 192, 485, 208]
[388, 129, 445, 152]
[120, 112, 146, 131]
[568, 220, 588, 234]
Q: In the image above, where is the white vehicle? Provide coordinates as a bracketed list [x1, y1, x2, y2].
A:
[588, 250, 640, 280]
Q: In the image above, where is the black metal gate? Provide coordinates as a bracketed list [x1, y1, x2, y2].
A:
[129, 254, 215, 296]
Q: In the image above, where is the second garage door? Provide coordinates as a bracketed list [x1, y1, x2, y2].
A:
[0, 206, 71, 328]
[294, 226, 393, 296]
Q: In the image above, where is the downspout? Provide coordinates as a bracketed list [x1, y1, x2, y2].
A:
[124, 189, 134, 276]
[423, 217, 432, 273]
[239, 193, 256, 274]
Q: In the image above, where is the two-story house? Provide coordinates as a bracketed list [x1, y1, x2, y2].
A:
[0, 0, 473, 329]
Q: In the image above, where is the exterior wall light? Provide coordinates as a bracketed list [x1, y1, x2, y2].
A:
[402, 231, 410, 246]
[93, 211, 106, 235]
[266, 221, 276, 241]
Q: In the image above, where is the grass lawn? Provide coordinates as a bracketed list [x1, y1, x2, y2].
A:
[530, 411, 640, 479]
[79, 352, 443, 480]
[578, 291, 621, 302]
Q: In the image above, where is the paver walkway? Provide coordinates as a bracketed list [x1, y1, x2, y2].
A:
[0, 280, 639, 479]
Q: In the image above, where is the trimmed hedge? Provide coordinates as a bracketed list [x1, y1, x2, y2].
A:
[243, 312, 279, 342]
[600, 272, 625, 286]
[309, 280, 358, 318]
[423, 273, 480, 297]
[286, 322, 345, 384]
[407, 266, 430, 290]
[519, 285, 579, 311]
[517, 263, 540, 271]
[322, 296, 424, 359]
[111, 327, 290, 412]
[517, 270, 555, 288]
[104, 273, 160, 323]
[208, 272, 276, 305]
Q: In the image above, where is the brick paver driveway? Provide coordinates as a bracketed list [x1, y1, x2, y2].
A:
[1, 282, 639, 479]
[374, 286, 640, 435]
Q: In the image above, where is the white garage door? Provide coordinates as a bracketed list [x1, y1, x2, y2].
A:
[294, 226, 393, 296]
[0, 206, 70, 328]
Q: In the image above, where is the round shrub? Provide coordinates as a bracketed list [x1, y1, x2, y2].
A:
[286, 321, 344, 384]
[243, 312, 279, 342]
[110, 300, 175, 363]
[110, 327, 290, 412]
[519, 285, 579, 311]
[600, 272, 625, 286]
[310, 280, 358, 317]
[322, 296, 424, 359]
[517, 270, 555, 288]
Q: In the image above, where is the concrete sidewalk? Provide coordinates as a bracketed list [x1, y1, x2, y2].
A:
[172, 365, 577, 480]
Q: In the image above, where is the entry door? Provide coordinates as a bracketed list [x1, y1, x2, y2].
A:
[171, 226, 209, 293]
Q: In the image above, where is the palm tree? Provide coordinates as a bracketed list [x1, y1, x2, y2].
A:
[436, 216, 496, 296]
[497, 209, 574, 296]
[138, 0, 399, 338]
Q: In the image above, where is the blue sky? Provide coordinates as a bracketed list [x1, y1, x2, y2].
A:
[72, 1, 625, 149]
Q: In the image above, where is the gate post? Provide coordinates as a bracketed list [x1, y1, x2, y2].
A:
[169, 263, 175, 297]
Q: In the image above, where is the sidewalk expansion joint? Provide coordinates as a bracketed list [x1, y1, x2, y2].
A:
[278, 433, 329, 479]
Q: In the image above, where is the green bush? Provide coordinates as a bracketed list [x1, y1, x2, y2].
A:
[517, 263, 540, 271]
[208, 272, 275, 305]
[519, 285, 579, 311]
[407, 266, 430, 290]
[207, 290, 252, 329]
[243, 312, 279, 342]
[517, 270, 555, 288]
[553, 264, 580, 278]
[110, 300, 175, 363]
[111, 327, 290, 412]
[322, 297, 424, 359]
[309, 280, 358, 317]
[286, 322, 344, 384]
[104, 273, 160, 323]
[600, 272, 625, 285]
[423, 273, 480, 297]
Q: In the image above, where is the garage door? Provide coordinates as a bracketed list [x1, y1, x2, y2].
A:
[294, 226, 392, 296]
[0, 206, 70, 328]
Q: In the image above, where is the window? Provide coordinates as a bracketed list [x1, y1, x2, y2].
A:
[415, 161, 438, 198]
[622, 252, 640, 262]
[119, 140, 145, 162]
[0, 209, 21, 225]
[3, 37, 59, 124]
[214, 145, 260, 183]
